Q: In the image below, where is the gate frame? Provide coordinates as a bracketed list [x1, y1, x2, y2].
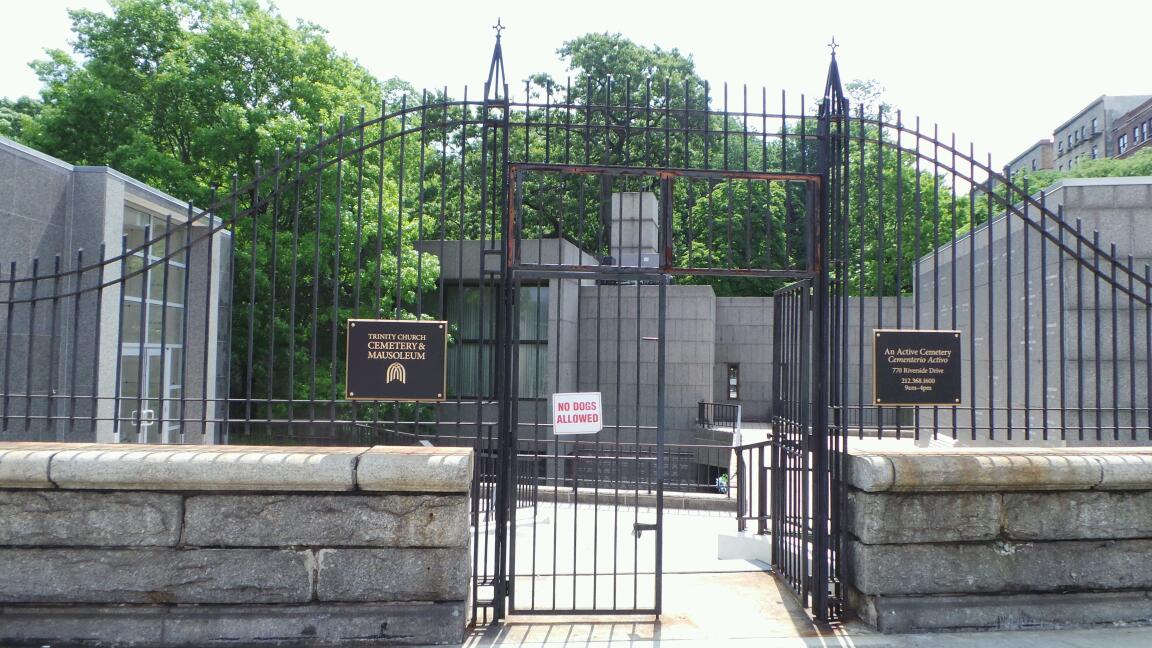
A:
[493, 162, 830, 619]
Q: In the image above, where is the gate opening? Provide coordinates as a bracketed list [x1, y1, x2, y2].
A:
[495, 165, 821, 616]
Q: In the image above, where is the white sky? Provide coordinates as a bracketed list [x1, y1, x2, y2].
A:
[2, 0, 1150, 167]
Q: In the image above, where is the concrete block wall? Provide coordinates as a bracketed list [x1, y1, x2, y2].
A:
[840, 297, 915, 428]
[844, 447, 1152, 632]
[577, 284, 715, 446]
[912, 178, 1152, 443]
[0, 443, 473, 646]
[713, 298, 773, 420]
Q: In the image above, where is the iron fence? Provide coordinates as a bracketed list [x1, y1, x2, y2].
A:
[733, 438, 772, 534]
[5, 32, 1152, 626]
[697, 401, 742, 431]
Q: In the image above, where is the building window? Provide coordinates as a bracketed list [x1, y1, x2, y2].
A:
[1092, 117, 1099, 133]
[441, 284, 548, 399]
[726, 364, 740, 400]
[1031, 160, 1037, 170]
[119, 205, 187, 442]
[1092, 145, 1098, 159]
[1120, 134, 1129, 155]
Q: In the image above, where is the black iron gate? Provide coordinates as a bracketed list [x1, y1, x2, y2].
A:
[493, 157, 827, 617]
[502, 166, 672, 615]
[9, 28, 1152, 630]
[771, 279, 815, 607]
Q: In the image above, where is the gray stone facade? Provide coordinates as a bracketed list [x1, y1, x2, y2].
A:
[915, 177, 1152, 445]
[1005, 139, 1055, 177]
[0, 137, 231, 444]
[714, 298, 773, 419]
[0, 442, 473, 646]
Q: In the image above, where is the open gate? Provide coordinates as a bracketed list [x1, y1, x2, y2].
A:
[501, 166, 672, 615]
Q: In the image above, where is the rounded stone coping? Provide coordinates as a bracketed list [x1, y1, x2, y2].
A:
[846, 447, 1152, 493]
[0, 443, 472, 493]
[357, 446, 473, 493]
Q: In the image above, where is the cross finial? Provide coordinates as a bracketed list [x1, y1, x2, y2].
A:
[493, 18, 505, 38]
[828, 36, 839, 57]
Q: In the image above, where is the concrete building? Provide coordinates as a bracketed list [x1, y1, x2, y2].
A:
[420, 176, 1152, 458]
[0, 136, 231, 444]
[1004, 139, 1054, 178]
[1114, 97, 1152, 159]
[1053, 95, 1150, 171]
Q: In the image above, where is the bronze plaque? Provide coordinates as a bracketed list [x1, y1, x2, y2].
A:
[873, 329, 962, 406]
[345, 319, 447, 401]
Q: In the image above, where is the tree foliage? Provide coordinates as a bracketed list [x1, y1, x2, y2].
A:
[14, 0, 442, 421]
[24, 0, 386, 202]
[1013, 147, 1152, 189]
[0, 97, 41, 140]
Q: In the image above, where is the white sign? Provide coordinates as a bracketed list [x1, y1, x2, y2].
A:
[551, 392, 603, 435]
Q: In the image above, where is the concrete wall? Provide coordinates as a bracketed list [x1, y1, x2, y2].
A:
[0, 442, 472, 646]
[577, 284, 715, 446]
[713, 298, 773, 421]
[915, 178, 1152, 445]
[844, 447, 1152, 633]
[839, 297, 916, 429]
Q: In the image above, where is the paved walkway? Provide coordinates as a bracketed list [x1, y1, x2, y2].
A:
[457, 502, 1152, 647]
[456, 569, 1152, 646]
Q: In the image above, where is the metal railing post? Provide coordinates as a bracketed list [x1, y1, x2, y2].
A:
[758, 445, 768, 535]
[736, 448, 747, 532]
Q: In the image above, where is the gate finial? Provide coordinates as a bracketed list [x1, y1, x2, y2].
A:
[821, 38, 847, 117]
[485, 19, 508, 103]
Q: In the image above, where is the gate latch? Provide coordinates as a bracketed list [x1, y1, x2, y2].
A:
[633, 523, 657, 539]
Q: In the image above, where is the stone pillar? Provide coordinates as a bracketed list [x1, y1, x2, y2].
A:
[610, 191, 659, 268]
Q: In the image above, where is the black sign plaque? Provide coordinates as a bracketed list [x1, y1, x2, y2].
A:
[345, 319, 447, 401]
[873, 329, 962, 406]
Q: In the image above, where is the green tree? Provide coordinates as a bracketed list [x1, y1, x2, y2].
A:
[842, 115, 969, 296]
[0, 97, 41, 140]
[25, 0, 385, 202]
[1013, 147, 1152, 188]
[20, 0, 441, 424]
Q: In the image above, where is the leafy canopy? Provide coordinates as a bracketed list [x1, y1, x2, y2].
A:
[23, 0, 390, 203]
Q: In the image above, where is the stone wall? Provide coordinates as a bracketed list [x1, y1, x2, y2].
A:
[713, 298, 773, 421]
[913, 178, 1152, 444]
[843, 446, 1152, 632]
[577, 284, 715, 446]
[0, 442, 473, 646]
